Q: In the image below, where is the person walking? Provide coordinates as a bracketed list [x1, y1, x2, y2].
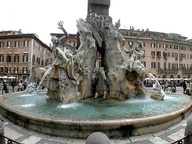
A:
[11, 80, 16, 92]
[2, 80, 9, 94]
[182, 80, 187, 94]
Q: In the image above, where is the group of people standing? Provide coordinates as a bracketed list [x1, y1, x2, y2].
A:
[0, 79, 28, 94]
[152, 79, 192, 95]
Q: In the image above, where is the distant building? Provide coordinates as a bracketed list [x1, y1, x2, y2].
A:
[120, 28, 192, 79]
[0, 30, 52, 81]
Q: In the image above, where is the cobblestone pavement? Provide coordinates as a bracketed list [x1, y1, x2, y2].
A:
[0, 87, 191, 144]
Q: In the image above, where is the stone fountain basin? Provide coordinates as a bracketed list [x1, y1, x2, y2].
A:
[0, 91, 191, 138]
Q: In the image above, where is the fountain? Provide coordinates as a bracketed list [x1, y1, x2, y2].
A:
[0, 0, 191, 139]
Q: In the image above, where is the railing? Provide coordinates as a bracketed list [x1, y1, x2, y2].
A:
[170, 135, 189, 144]
[0, 133, 23, 144]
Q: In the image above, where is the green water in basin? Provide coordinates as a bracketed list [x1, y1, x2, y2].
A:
[2, 91, 192, 121]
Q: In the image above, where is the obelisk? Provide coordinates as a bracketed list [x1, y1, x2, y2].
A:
[87, 0, 110, 17]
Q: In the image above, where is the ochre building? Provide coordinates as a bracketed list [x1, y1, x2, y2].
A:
[120, 28, 192, 79]
[0, 30, 52, 81]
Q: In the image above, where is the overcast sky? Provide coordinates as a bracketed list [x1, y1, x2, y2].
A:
[1, 0, 192, 45]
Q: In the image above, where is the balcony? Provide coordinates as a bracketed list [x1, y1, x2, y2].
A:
[0, 70, 29, 75]
[158, 68, 178, 74]
[157, 55, 161, 59]
[182, 68, 192, 74]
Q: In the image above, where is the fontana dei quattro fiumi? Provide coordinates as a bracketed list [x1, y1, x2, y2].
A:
[0, 0, 191, 140]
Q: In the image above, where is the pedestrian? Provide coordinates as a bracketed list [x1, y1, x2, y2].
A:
[173, 81, 177, 92]
[22, 80, 27, 90]
[17, 81, 23, 91]
[182, 80, 187, 94]
[11, 80, 16, 92]
[2, 80, 9, 94]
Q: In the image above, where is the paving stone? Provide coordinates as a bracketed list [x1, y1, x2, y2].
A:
[149, 137, 170, 144]
[4, 126, 23, 140]
[36, 139, 64, 144]
[21, 135, 42, 144]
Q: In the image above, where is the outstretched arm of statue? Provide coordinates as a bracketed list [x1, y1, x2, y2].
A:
[123, 46, 134, 54]
[57, 21, 69, 41]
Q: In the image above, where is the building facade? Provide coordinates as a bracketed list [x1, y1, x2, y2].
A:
[120, 28, 192, 79]
[0, 30, 52, 81]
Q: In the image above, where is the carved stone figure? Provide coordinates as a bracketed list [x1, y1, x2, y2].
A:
[35, 13, 165, 103]
[94, 67, 109, 99]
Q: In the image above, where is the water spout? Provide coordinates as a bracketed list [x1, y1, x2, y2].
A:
[35, 67, 53, 94]
[148, 73, 166, 98]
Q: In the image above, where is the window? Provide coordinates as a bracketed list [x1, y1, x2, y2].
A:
[151, 51, 155, 57]
[180, 64, 185, 69]
[7, 41, 12, 48]
[142, 42, 145, 47]
[41, 60, 44, 66]
[180, 53, 186, 59]
[164, 63, 167, 70]
[15, 41, 20, 47]
[157, 62, 160, 69]
[23, 53, 28, 62]
[8, 67, 11, 73]
[167, 52, 170, 57]
[168, 63, 171, 69]
[23, 67, 28, 73]
[14, 54, 19, 62]
[23, 40, 29, 47]
[180, 46, 187, 51]
[151, 62, 156, 69]
[151, 43, 155, 48]
[0, 67, 3, 72]
[157, 51, 161, 57]
[172, 63, 175, 69]
[0, 54, 4, 62]
[129, 41, 133, 46]
[0, 41, 4, 48]
[36, 57, 40, 64]
[14, 66, 18, 73]
[6, 54, 11, 62]
[157, 43, 161, 48]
